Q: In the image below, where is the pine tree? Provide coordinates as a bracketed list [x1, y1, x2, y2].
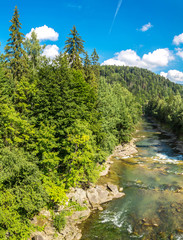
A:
[91, 48, 100, 78]
[84, 52, 91, 68]
[0, 53, 14, 103]
[91, 48, 99, 65]
[4, 6, 28, 82]
[64, 25, 85, 68]
[84, 52, 92, 81]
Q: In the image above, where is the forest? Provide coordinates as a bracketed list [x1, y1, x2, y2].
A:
[0, 7, 142, 239]
[100, 65, 183, 136]
[1, 6, 183, 240]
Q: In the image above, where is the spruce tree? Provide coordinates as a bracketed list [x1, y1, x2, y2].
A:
[4, 6, 28, 82]
[91, 48, 99, 65]
[91, 48, 100, 79]
[64, 25, 85, 68]
[84, 52, 92, 81]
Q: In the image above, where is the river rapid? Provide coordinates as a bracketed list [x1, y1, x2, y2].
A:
[80, 120, 183, 240]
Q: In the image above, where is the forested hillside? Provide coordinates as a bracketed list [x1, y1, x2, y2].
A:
[100, 65, 183, 103]
[100, 65, 183, 137]
[0, 7, 141, 239]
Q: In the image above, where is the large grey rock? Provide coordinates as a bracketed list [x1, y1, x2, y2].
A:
[67, 188, 88, 206]
[61, 224, 82, 240]
[86, 188, 100, 208]
[114, 192, 125, 198]
[107, 183, 119, 194]
[73, 188, 88, 205]
[70, 209, 91, 221]
[96, 185, 112, 204]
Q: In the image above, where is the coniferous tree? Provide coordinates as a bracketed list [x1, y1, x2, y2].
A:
[84, 52, 91, 68]
[4, 6, 28, 82]
[64, 25, 85, 68]
[91, 48, 99, 65]
[91, 48, 100, 78]
[84, 52, 92, 81]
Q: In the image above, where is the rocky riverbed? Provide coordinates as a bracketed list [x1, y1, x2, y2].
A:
[80, 119, 183, 240]
[30, 138, 138, 240]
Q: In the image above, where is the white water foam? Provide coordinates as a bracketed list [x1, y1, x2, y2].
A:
[127, 224, 132, 233]
[152, 153, 183, 164]
[175, 235, 183, 240]
[122, 156, 130, 159]
[100, 209, 127, 228]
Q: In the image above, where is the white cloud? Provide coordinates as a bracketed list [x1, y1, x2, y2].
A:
[102, 49, 146, 68]
[160, 70, 183, 84]
[142, 48, 174, 68]
[101, 48, 174, 70]
[173, 33, 183, 45]
[176, 48, 183, 59]
[140, 22, 153, 32]
[42, 45, 59, 59]
[26, 25, 59, 41]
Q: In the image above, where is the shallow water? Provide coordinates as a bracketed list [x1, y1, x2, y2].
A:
[81, 120, 183, 240]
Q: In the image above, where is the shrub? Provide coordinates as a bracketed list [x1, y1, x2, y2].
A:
[53, 212, 66, 233]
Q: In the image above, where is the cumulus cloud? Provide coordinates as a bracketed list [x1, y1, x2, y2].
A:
[101, 48, 174, 70]
[175, 48, 183, 59]
[102, 49, 146, 68]
[160, 70, 183, 84]
[42, 45, 59, 59]
[26, 25, 59, 41]
[140, 22, 153, 32]
[173, 33, 183, 45]
[142, 48, 174, 68]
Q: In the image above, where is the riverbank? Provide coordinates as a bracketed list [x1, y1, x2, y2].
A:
[80, 119, 183, 240]
[30, 138, 139, 240]
[147, 117, 183, 154]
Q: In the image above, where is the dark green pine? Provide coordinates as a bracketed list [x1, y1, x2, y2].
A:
[91, 48, 100, 79]
[4, 6, 28, 82]
[91, 48, 99, 65]
[64, 25, 85, 68]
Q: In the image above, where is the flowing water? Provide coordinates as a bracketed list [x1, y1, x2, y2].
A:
[80, 120, 183, 240]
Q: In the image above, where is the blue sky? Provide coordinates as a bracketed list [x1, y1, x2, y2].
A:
[1, 0, 183, 83]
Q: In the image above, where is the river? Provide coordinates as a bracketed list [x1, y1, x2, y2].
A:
[80, 119, 183, 240]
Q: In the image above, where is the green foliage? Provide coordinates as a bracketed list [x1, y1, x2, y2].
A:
[0, 148, 47, 214]
[100, 65, 183, 105]
[0, 148, 47, 239]
[4, 6, 28, 82]
[97, 77, 141, 153]
[91, 48, 100, 79]
[62, 120, 99, 187]
[146, 94, 183, 136]
[64, 25, 85, 69]
[0, 103, 35, 148]
[67, 201, 87, 212]
[91, 48, 99, 66]
[0, 190, 33, 240]
[53, 212, 66, 233]
[0, 7, 147, 239]
[43, 176, 67, 205]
